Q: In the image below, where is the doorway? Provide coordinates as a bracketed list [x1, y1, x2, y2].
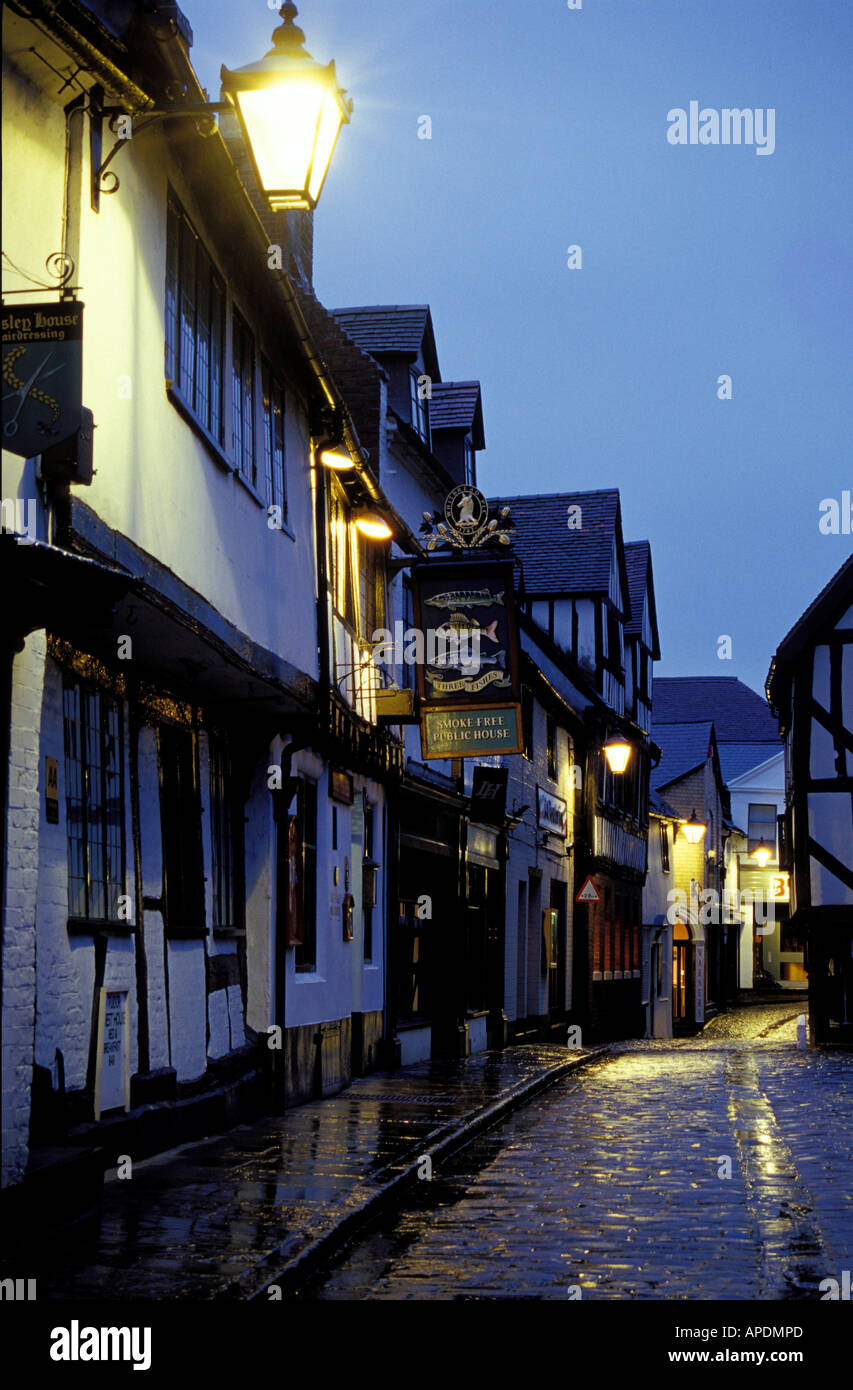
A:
[672, 922, 694, 1030]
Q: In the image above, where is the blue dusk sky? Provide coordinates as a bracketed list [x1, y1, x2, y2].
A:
[182, 0, 853, 698]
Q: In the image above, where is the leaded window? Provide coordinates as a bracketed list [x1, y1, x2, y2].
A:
[63, 678, 125, 922]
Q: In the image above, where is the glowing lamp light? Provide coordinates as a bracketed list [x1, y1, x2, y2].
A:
[753, 839, 772, 869]
[682, 810, 706, 845]
[354, 511, 393, 541]
[320, 448, 355, 470]
[603, 739, 632, 775]
[221, 3, 352, 213]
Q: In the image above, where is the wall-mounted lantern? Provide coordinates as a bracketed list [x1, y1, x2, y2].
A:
[681, 810, 706, 845]
[603, 738, 632, 775]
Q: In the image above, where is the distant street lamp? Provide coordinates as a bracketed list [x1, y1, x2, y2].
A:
[221, 3, 352, 212]
[603, 738, 632, 775]
[682, 810, 706, 845]
[753, 839, 772, 868]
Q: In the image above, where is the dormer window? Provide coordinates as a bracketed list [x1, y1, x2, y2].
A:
[409, 368, 429, 444]
[464, 436, 475, 485]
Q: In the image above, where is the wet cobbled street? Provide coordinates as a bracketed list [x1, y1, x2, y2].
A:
[303, 1009, 853, 1300]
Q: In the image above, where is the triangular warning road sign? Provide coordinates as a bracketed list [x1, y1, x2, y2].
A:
[575, 876, 601, 904]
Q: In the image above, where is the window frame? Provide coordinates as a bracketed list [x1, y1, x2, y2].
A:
[231, 308, 257, 487]
[165, 192, 225, 446]
[62, 676, 127, 927]
[294, 777, 319, 972]
[409, 368, 429, 443]
[208, 734, 245, 936]
[261, 356, 287, 521]
[546, 716, 557, 781]
[748, 802, 778, 856]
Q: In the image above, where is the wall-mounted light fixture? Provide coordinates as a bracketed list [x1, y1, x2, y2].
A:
[603, 738, 632, 775]
[753, 838, 772, 868]
[681, 810, 706, 845]
[92, 4, 350, 212]
[221, 3, 352, 212]
[320, 448, 356, 471]
[354, 510, 393, 541]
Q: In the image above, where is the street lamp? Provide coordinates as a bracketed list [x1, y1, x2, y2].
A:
[753, 838, 772, 869]
[603, 738, 632, 775]
[354, 511, 393, 541]
[682, 810, 706, 845]
[92, 4, 350, 213]
[320, 448, 356, 471]
[221, 3, 352, 212]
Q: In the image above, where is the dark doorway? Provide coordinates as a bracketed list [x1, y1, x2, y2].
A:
[672, 922, 694, 1030]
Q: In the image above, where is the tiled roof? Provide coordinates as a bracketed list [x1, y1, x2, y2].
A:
[493, 489, 628, 606]
[429, 382, 484, 447]
[718, 743, 783, 784]
[650, 790, 682, 820]
[331, 305, 438, 367]
[652, 677, 779, 742]
[624, 542, 650, 637]
[651, 720, 714, 790]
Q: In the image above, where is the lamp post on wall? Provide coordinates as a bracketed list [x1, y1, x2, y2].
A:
[92, 3, 351, 212]
[221, 3, 352, 212]
[681, 810, 706, 846]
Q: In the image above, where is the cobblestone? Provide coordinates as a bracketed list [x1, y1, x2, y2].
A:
[306, 1021, 852, 1301]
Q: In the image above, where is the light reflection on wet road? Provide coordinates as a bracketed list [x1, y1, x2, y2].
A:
[304, 1024, 853, 1301]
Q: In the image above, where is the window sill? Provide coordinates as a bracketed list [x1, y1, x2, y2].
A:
[212, 927, 246, 940]
[293, 969, 324, 982]
[166, 381, 232, 473]
[234, 470, 295, 541]
[67, 918, 136, 937]
[235, 468, 265, 507]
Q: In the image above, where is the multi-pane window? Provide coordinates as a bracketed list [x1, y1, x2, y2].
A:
[232, 311, 256, 486]
[358, 532, 385, 641]
[159, 725, 205, 932]
[748, 803, 777, 856]
[63, 678, 125, 922]
[329, 481, 355, 625]
[409, 369, 429, 443]
[295, 778, 318, 971]
[464, 437, 475, 486]
[546, 716, 557, 781]
[165, 195, 225, 442]
[261, 360, 286, 519]
[209, 736, 243, 932]
[660, 821, 671, 872]
[363, 798, 376, 962]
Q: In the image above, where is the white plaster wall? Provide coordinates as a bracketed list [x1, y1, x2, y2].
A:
[3, 52, 319, 678]
[166, 941, 206, 1082]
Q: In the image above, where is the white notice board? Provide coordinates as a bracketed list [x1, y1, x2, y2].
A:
[95, 988, 130, 1120]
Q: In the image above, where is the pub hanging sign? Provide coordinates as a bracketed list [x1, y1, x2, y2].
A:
[2, 302, 84, 458]
[414, 558, 522, 759]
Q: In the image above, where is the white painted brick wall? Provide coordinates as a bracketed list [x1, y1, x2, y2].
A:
[2, 633, 46, 1186]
